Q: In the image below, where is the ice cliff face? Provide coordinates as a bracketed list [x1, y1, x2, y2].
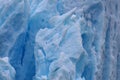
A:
[0, 0, 120, 80]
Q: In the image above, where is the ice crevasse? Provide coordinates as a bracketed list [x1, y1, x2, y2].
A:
[0, 0, 120, 80]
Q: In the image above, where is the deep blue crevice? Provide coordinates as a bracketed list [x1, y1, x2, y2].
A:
[102, 18, 111, 80]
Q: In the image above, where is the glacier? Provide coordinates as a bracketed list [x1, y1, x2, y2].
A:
[0, 0, 120, 80]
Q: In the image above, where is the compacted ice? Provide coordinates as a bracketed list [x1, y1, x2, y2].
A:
[0, 0, 120, 80]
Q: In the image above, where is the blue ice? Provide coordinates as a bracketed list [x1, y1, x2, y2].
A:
[0, 0, 120, 80]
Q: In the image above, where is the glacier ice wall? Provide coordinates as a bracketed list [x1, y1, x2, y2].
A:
[0, 0, 120, 80]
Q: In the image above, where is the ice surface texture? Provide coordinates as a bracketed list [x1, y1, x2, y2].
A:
[0, 0, 120, 80]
